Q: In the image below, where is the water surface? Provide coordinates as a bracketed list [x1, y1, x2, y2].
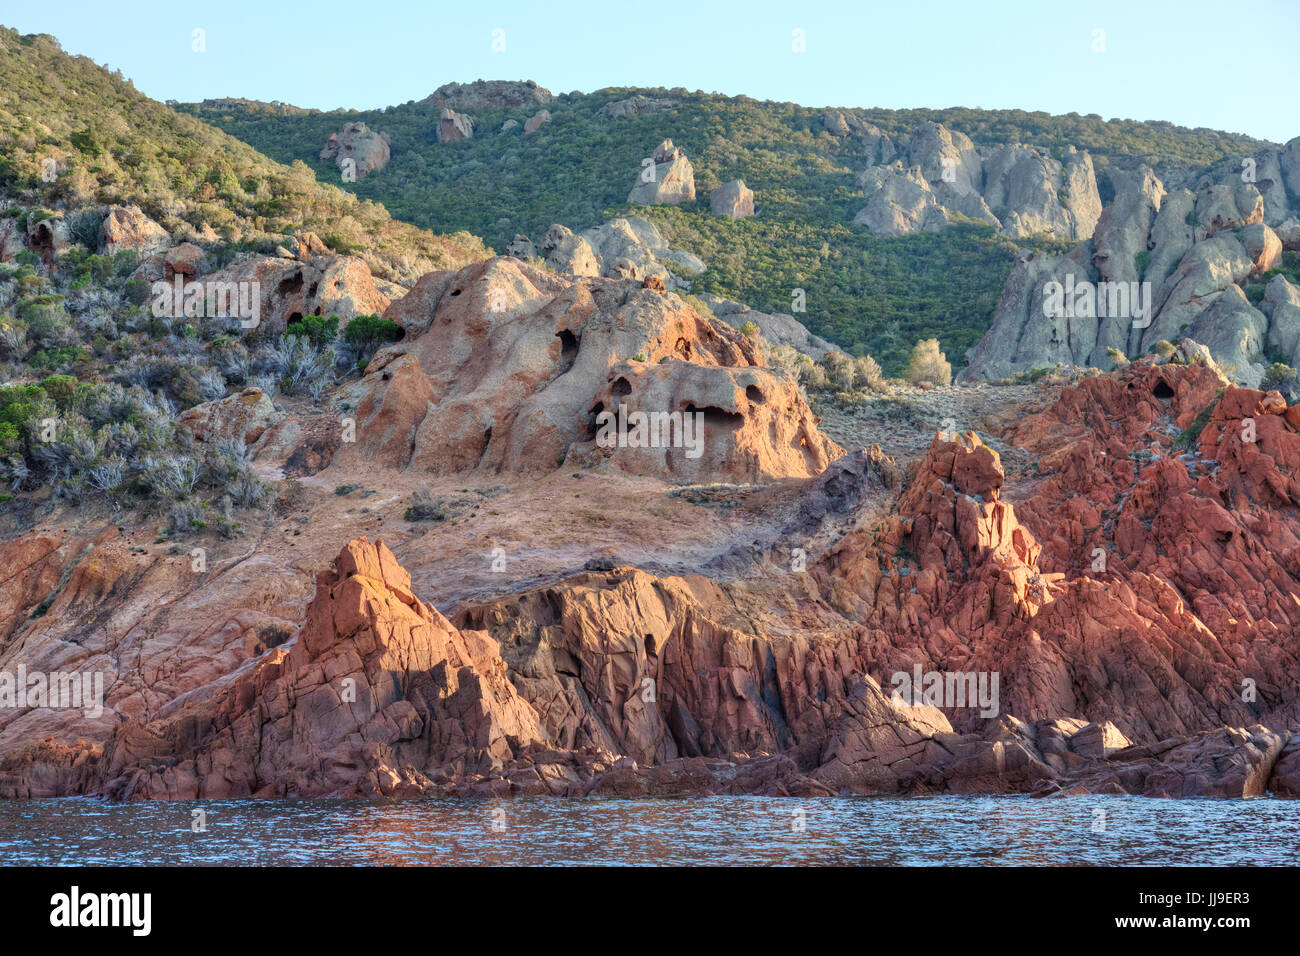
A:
[1, 795, 1294, 865]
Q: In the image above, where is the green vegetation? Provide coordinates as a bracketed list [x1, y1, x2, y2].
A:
[187, 86, 1263, 375]
[0, 28, 489, 280]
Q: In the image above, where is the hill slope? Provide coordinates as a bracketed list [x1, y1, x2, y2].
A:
[186, 85, 1271, 371]
[0, 29, 488, 280]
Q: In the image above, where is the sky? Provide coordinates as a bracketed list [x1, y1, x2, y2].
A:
[5, 0, 1299, 142]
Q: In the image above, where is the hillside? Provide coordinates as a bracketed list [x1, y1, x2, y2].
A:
[185, 85, 1271, 371]
[0, 29, 488, 281]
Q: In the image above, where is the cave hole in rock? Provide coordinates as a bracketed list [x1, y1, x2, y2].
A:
[556, 329, 579, 373]
[1152, 380, 1175, 399]
[586, 402, 605, 440]
[686, 403, 744, 430]
[277, 272, 304, 298]
[612, 376, 632, 397]
[746, 384, 766, 405]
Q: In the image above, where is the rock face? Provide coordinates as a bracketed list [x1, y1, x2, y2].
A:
[98, 539, 545, 798]
[100, 205, 169, 256]
[523, 109, 551, 134]
[851, 121, 1101, 241]
[333, 255, 841, 481]
[319, 121, 391, 178]
[527, 217, 704, 291]
[437, 109, 475, 143]
[628, 139, 695, 205]
[597, 95, 678, 118]
[709, 179, 755, 218]
[961, 135, 1300, 384]
[420, 80, 551, 110]
[5, 362, 1300, 801]
[701, 294, 835, 360]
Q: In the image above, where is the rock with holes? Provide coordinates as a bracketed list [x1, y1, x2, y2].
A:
[333, 256, 840, 479]
[319, 121, 391, 178]
[198, 254, 403, 338]
[578, 358, 842, 481]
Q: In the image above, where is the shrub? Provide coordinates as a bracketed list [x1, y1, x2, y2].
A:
[739, 320, 760, 339]
[405, 487, 446, 522]
[285, 314, 339, 347]
[852, 354, 885, 389]
[340, 314, 402, 365]
[1260, 362, 1300, 403]
[905, 338, 952, 387]
[39, 374, 78, 408]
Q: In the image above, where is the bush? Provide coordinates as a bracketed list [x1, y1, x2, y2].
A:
[405, 487, 446, 522]
[1260, 362, 1300, 403]
[852, 354, 885, 390]
[341, 314, 402, 365]
[285, 314, 339, 347]
[905, 338, 952, 387]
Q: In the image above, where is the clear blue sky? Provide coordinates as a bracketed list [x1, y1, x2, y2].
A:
[6, 0, 1298, 142]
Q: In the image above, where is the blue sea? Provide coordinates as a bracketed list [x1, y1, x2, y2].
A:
[2, 795, 1296, 865]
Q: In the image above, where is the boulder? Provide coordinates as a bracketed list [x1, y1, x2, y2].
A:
[1193, 182, 1264, 240]
[628, 139, 695, 205]
[319, 121, 391, 178]
[1240, 222, 1283, 275]
[177, 387, 283, 447]
[100, 205, 169, 257]
[162, 242, 204, 278]
[709, 179, 755, 218]
[436, 109, 475, 143]
[523, 109, 551, 134]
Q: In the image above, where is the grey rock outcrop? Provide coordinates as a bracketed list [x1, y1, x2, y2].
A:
[1263, 276, 1300, 367]
[960, 138, 1300, 385]
[709, 179, 755, 218]
[319, 121, 391, 178]
[700, 294, 836, 360]
[597, 95, 678, 118]
[851, 121, 1102, 241]
[531, 217, 704, 292]
[420, 80, 550, 110]
[853, 164, 948, 236]
[628, 139, 695, 205]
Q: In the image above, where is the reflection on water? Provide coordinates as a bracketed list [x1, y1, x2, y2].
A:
[0, 794, 1296, 866]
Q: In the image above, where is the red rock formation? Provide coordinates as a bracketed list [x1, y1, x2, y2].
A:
[98, 539, 544, 799]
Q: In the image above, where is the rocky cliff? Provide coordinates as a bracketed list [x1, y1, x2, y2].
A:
[5, 360, 1300, 800]
[961, 138, 1300, 383]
